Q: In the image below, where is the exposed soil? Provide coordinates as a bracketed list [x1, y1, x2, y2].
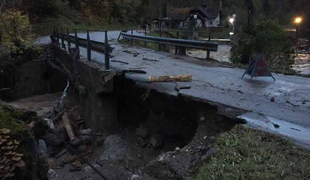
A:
[42, 77, 239, 180]
[7, 93, 62, 117]
[0, 50, 240, 180]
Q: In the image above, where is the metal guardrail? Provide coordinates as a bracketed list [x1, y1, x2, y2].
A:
[121, 32, 218, 59]
[51, 29, 112, 70]
[60, 34, 113, 54]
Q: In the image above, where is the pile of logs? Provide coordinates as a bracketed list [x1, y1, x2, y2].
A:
[0, 129, 25, 179]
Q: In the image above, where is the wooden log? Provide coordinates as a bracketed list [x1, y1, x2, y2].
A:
[62, 112, 76, 141]
[55, 149, 67, 159]
[61, 151, 93, 166]
[148, 74, 192, 83]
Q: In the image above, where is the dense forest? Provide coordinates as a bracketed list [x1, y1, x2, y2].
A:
[0, 0, 309, 35]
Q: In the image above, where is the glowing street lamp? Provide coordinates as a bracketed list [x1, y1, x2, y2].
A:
[229, 15, 236, 36]
[295, 17, 302, 24]
[229, 18, 235, 24]
[295, 17, 303, 45]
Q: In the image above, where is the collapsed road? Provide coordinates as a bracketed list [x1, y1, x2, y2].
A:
[40, 30, 310, 148]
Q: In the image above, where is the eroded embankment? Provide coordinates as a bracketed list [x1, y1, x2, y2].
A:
[0, 47, 241, 180]
[44, 69, 240, 180]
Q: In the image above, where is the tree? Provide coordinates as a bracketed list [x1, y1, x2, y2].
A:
[1, 10, 33, 53]
[231, 18, 294, 71]
[0, 0, 20, 48]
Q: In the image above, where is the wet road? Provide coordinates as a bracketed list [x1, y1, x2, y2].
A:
[36, 31, 310, 147]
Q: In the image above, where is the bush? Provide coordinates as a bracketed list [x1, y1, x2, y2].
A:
[1, 10, 34, 54]
[231, 18, 294, 71]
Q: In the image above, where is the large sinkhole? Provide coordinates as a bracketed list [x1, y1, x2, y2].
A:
[1, 59, 240, 180]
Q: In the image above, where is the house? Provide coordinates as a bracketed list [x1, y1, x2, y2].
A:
[166, 7, 191, 29]
[190, 4, 220, 27]
[159, 4, 221, 29]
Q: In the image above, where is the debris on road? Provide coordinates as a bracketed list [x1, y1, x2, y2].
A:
[122, 69, 147, 74]
[175, 85, 192, 92]
[148, 75, 192, 82]
[142, 57, 158, 62]
[111, 60, 129, 64]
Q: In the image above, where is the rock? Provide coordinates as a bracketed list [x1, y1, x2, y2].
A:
[200, 116, 206, 122]
[175, 147, 180, 151]
[77, 85, 87, 95]
[47, 158, 57, 168]
[99, 135, 128, 161]
[136, 125, 149, 139]
[78, 128, 92, 134]
[201, 148, 215, 161]
[271, 96, 275, 102]
[150, 134, 164, 148]
[77, 145, 88, 152]
[44, 129, 67, 147]
[84, 166, 92, 172]
[47, 169, 57, 180]
[38, 139, 47, 155]
[131, 174, 141, 180]
[69, 138, 82, 146]
[125, 154, 145, 171]
[72, 160, 82, 168]
[166, 169, 176, 178]
[138, 137, 148, 148]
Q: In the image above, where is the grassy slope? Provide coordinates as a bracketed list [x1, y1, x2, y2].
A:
[191, 125, 310, 180]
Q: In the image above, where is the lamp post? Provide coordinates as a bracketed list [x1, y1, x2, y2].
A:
[229, 14, 236, 35]
[295, 17, 302, 46]
[229, 17, 234, 35]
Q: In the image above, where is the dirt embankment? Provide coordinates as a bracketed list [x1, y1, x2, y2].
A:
[0, 48, 67, 102]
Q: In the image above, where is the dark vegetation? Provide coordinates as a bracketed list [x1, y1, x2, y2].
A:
[0, 0, 309, 35]
[191, 125, 310, 180]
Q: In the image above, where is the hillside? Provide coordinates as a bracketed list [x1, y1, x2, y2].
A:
[0, 0, 309, 37]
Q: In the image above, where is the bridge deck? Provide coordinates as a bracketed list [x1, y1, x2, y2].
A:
[41, 31, 310, 146]
[73, 31, 310, 126]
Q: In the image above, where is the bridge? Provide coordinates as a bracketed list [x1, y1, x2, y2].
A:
[44, 29, 310, 148]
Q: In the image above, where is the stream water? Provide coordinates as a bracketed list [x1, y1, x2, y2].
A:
[293, 53, 310, 75]
[187, 45, 310, 75]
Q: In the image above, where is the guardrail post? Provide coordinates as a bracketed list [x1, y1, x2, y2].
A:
[87, 30, 91, 61]
[61, 28, 65, 50]
[175, 32, 179, 54]
[207, 32, 211, 59]
[105, 31, 110, 70]
[179, 47, 186, 55]
[74, 29, 80, 59]
[74, 29, 79, 49]
[131, 30, 134, 45]
[56, 28, 59, 42]
[159, 20, 162, 37]
[144, 28, 147, 47]
[67, 28, 71, 48]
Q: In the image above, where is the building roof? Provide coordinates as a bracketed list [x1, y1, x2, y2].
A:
[167, 5, 219, 21]
[190, 6, 219, 19]
[167, 7, 192, 20]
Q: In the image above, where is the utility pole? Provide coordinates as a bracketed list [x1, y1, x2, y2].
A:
[262, 0, 270, 18]
[247, 0, 254, 25]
